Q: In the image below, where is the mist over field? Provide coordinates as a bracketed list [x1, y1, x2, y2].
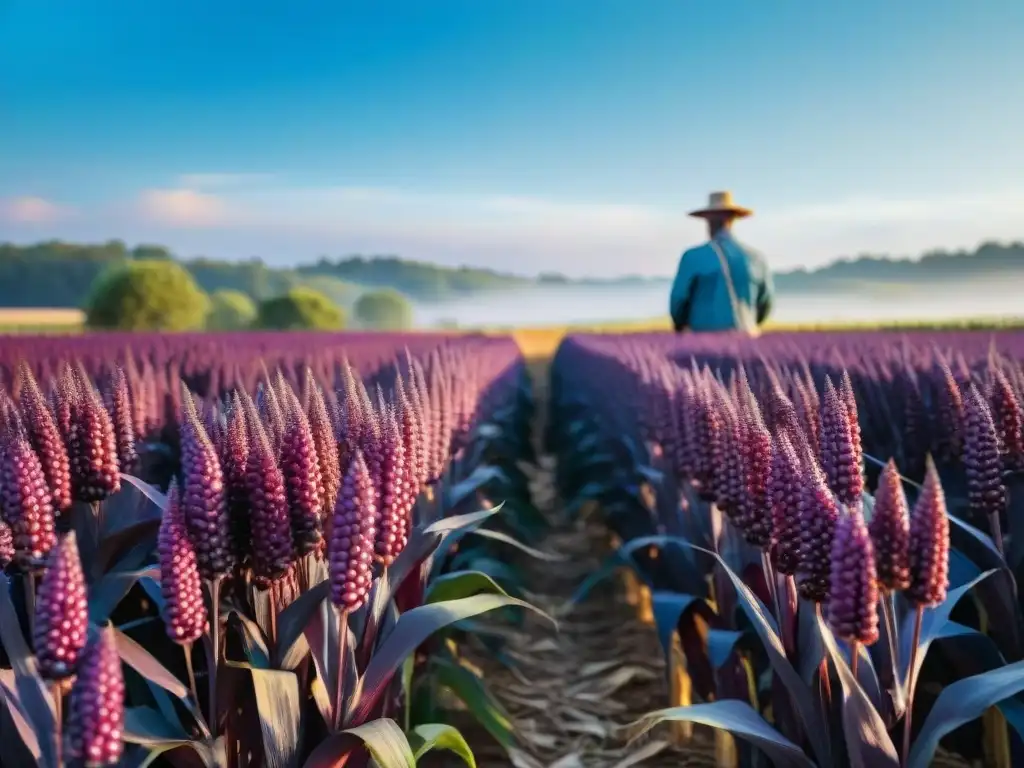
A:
[411, 275, 1024, 328]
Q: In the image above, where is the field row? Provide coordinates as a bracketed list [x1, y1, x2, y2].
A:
[3, 326, 1024, 767]
[549, 328, 1024, 767]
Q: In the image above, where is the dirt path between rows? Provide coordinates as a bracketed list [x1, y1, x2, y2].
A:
[446, 358, 717, 767]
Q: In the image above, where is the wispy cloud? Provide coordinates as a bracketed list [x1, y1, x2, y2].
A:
[136, 188, 234, 227]
[0, 196, 74, 224]
[3, 182, 1022, 277]
[176, 173, 275, 189]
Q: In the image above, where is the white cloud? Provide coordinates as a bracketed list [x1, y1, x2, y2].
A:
[176, 173, 275, 189]
[137, 188, 233, 228]
[0, 196, 72, 223]
[13, 181, 1023, 278]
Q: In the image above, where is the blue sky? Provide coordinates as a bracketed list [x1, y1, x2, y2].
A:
[2, 1, 1022, 277]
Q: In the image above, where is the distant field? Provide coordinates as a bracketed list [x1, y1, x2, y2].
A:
[1, 307, 1022, 362]
[0, 308, 85, 334]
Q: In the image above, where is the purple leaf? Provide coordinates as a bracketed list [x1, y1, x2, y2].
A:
[628, 700, 815, 768]
[349, 595, 553, 726]
[120, 473, 169, 510]
[0, 575, 57, 766]
[224, 662, 304, 768]
[908, 659, 1024, 768]
[0, 671, 44, 763]
[304, 717, 415, 768]
[692, 546, 832, 767]
[816, 610, 900, 768]
[113, 626, 190, 701]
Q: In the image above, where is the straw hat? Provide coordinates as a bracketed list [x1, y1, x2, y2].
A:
[688, 190, 753, 219]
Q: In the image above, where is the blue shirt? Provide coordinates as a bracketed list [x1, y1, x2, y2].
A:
[668, 231, 774, 332]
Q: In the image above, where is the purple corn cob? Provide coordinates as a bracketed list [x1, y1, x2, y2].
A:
[907, 458, 950, 607]
[0, 391, 20, 444]
[17, 362, 73, 513]
[50, 366, 76, 442]
[934, 361, 964, 463]
[374, 404, 408, 565]
[990, 370, 1024, 471]
[737, 403, 773, 548]
[868, 459, 911, 593]
[33, 532, 88, 680]
[222, 396, 252, 565]
[256, 377, 285, 454]
[0, 432, 58, 570]
[407, 356, 433, 489]
[395, 374, 424, 500]
[839, 370, 864, 469]
[819, 377, 863, 508]
[64, 625, 125, 767]
[796, 464, 840, 603]
[280, 409, 325, 558]
[827, 507, 880, 645]
[0, 518, 12, 568]
[962, 384, 1007, 534]
[245, 418, 294, 583]
[306, 371, 341, 516]
[360, 405, 384, 508]
[329, 450, 377, 612]
[712, 392, 744, 519]
[66, 372, 121, 503]
[158, 482, 209, 644]
[103, 367, 138, 472]
[179, 391, 233, 580]
[769, 433, 803, 575]
[792, 377, 820, 448]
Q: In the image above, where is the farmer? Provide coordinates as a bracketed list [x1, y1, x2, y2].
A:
[669, 191, 774, 334]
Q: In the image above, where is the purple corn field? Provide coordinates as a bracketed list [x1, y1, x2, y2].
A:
[0, 331, 540, 768]
[551, 329, 1024, 767]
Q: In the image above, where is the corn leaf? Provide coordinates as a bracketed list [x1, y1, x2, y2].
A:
[816, 611, 900, 768]
[113, 626, 190, 700]
[350, 594, 554, 725]
[628, 701, 815, 768]
[425, 571, 511, 604]
[89, 566, 160, 624]
[0, 575, 57, 767]
[121, 737, 228, 768]
[907, 660, 1024, 768]
[463, 528, 566, 561]
[694, 546, 831, 766]
[230, 610, 271, 669]
[408, 723, 477, 767]
[357, 566, 392, 671]
[304, 599, 358, 727]
[123, 706, 192, 744]
[0, 671, 43, 764]
[275, 580, 329, 669]
[248, 663, 304, 768]
[899, 569, 994, 689]
[429, 657, 516, 749]
[565, 534, 697, 606]
[120, 472, 169, 510]
[422, 504, 505, 537]
[303, 717, 416, 768]
[443, 465, 507, 511]
[650, 591, 703, 657]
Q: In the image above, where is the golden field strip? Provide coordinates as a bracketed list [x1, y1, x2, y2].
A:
[1, 308, 1022, 362]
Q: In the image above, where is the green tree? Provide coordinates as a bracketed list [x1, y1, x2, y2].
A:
[354, 289, 414, 330]
[254, 287, 346, 330]
[84, 260, 210, 331]
[206, 289, 257, 330]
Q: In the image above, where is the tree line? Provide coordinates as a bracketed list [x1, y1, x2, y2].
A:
[0, 240, 530, 309]
[84, 259, 416, 332]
